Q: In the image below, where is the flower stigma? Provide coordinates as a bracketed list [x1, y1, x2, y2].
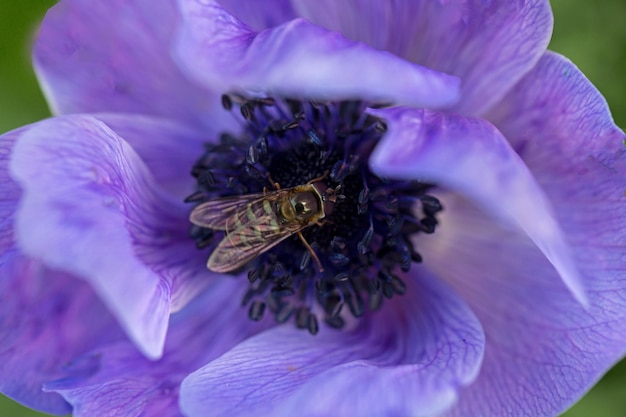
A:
[186, 95, 443, 334]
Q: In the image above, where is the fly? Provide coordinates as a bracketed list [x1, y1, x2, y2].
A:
[190, 181, 336, 273]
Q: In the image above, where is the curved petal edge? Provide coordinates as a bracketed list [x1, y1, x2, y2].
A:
[174, 0, 460, 108]
[369, 107, 587, 306]
[180, 267, 484, 417]
[8, 115, 178, 359]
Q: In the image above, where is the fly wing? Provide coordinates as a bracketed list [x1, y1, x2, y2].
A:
[189, 193, 266, 230]
[207, 215, 304, 273]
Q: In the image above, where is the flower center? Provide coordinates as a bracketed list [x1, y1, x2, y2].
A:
[186, 94, 442, 334]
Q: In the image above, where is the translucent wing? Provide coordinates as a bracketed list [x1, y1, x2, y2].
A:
[208, 212, 305, 273]
[189, 193, 266, 230]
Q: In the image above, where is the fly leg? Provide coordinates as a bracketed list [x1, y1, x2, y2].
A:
[265, 172, 281, 193]
[297, 231, 324, 272]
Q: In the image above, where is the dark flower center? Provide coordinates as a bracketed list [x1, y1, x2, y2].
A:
[186, 94, 442, 334]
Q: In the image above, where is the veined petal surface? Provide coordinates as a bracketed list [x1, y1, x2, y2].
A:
[369, 106, 585, 305]
[43, 279, 265, 417]
[291, 0, 553, 116]
[218, 0, 296, 31]
[174, 0, 460, 109]
[34, 0, 233, 132]
[424, 53, 626, 416]
[0, 127, 124, 414]
[180, 270, 484, 417]
[9, 115, 219, 358]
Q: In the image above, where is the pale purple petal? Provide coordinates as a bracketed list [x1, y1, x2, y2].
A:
[292, 0, 553, 116]
[423, 195, 626, 416]
[369, 107, 586, 305]
[174, 0, 460, 108]
[90, 114, 204, 199]
[419, 52, 626, 417]
[88, 114, 221, 311]
[291, 0, 426, 55]
[0, 261, 124, 415]
[1, 128, 124, 413]
[488, 51, 622, 164]
[0, 127, 27, 256]
[8, 115, 213, 358]
[43, 279, 266, 417]
[218, 0, 295, 31]
[34, 0, 233, 132]
[180, 269, 484, 417]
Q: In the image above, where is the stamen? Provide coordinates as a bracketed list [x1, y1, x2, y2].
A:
[186, 95, 442, 334]
[297, 231, 324, 272]
[248, 300, 266, 321]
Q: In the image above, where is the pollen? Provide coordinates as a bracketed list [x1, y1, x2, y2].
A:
[186, 94, 442, 334]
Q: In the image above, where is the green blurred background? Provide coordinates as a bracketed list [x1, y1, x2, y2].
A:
[0, 0, 625, 416]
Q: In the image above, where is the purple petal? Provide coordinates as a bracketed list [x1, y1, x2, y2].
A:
[174, 0, 460, 108]
[488, 51, 622, 164]
[424, 195, 626, 416]
[88, 114, 222, 311]
[0, 262, 125, 415]
[218, 0, 296, 31]
[292, 0, 553, 116]
[89, 114, 202, 202]
[34, 0, 233, 131]
[43, 279, 265, 417]
[1, 127, 124, 413]
[180, 269, 484, 417]
[8, 115, 212, 358]
[369, 107, 586, 305]
[0, 127, 27, 256]
[421, 53, 626, 416]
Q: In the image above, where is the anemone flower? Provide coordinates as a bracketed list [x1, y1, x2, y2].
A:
[1, 1, 625, 416]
